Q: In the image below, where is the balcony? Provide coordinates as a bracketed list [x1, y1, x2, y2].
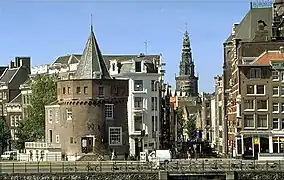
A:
[25, 142, 61, 149]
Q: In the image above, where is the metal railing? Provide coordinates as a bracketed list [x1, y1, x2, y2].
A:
[1, 159, 284, 173]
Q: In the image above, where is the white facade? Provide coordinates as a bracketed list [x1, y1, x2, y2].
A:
[210, 97, 216, 148]
[110, 54, 163, 156]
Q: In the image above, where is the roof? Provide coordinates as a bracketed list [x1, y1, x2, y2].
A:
[0, 68, 19, 83]
[253, 50, 284, 65]
[225, 7, 272, 43]
[52, 54, 81, 65]
[75, 26, 111, 79]
[8, 93, 22, 104]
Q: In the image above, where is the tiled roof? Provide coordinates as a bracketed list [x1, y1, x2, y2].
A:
[253, 51, 284, 65]
[225, 7, 272, 43]
[0, 68, 19, 83]
[75, 27, 111, 79]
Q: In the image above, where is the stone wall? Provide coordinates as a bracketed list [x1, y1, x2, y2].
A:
[0, 172, 159, 180]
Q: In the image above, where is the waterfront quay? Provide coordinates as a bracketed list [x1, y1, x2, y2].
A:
[1, 159, 284, 180]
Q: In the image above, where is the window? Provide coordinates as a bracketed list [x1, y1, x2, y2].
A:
[135, 61, 142, 72]
[109, 127, 122, 145]
[257, 100, 267, 110]
[105, 104, 114, 119]
[70, 137, 74, 144]
[281, 86, 284, 96]
[10, 115, 14, 127]
[55, 110, 59, 123]
[244, 100, 254, 110]
[67, 87, 71, 94]
[112, 63, 115, 71]
[134, 97, 143, 109]
[66, 108, 72, 120]
[84, 86, 88, 94]
[134, 80, 143, 91]
[273, 86, 279, 96]
[151, 97, 158, 110]
[49, 130, 53, 143]
[273, 118, 279, 129]
[56, 135, 60, 143]
[272, 71, 279, 81]
[273, 103, 279, 112]
[273, 137, 284, 153]
[0, 92, 2, 99]
[152, 116, 157, 131]
[3, 92, 6, 100]
[257, 115, 267, 128]
[98, 86, 104, 96]
[244, 115, 254, 128]
[249, 68, 261, 78]
[151, 80, 158, 91]
[282, 119, 284, 129]
[76, 87, 81, 94]
[247, 85, 254, 94]
[256, 85, 265, 94]
[134, 115, 143, 131]
[282, 103, 284, 112]
[15, 116, 18, 127]
[63, 87, 66, 94]
[48, 109, 53, 123]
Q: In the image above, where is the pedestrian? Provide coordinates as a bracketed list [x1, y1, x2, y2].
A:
[111, 150, 115, 161]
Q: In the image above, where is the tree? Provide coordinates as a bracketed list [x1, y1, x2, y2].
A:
[0, 117, 11, 153]
[185, 114, 197, 140]
[15, 74, 57, 150]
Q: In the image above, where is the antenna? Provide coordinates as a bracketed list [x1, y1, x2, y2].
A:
[185, 22, 188, 32]
[144, 40, 150, 55]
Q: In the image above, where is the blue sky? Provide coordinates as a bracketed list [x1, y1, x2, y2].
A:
[0, 0, 250, 92]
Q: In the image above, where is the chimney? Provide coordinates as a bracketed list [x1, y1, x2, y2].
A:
[280, 46, 284, 53]
[232, 23, 239, 36]
[9, 61, 15, 69]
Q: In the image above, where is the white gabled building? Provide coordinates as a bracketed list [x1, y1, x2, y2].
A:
[109, 53, 164, 156]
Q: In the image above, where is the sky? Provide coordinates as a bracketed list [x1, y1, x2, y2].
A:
[0, 0, 252, 92]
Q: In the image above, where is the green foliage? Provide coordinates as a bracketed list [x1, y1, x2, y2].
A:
[15, 74, 57, 150]
[0, 117, 11, 153]
[176, 107, 197, 141]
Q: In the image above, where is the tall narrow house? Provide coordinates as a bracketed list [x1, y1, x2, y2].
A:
[45, 26, 129, 160]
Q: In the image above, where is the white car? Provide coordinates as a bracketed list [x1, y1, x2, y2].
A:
[1, 151, 17, 160]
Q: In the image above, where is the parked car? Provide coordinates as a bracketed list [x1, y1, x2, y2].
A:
[1, 151, 17, 160]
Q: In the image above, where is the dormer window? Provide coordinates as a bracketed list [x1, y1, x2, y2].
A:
[112, 63, 115, 71]
[135, 61, 141, 72]
[249, 68, 261, 79]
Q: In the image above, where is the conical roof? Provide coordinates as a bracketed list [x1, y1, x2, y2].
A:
[75, 26, 111, 79]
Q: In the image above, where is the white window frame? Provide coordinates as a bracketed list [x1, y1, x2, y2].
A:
[134, 114, 143, 132]
[281, 86, 284, 96]
[56, 135, 60, 143]
[10, 115, 14, 127]
[281, 103, 284, 113]
[98, 86, 104, 97]
[14, 116, 19, 127]
[244, 114, 255, 128]
[273, 103, 279, 113]
[244, 100, 254, 111]
[272, 70, 279, 81]
[255, 85, 265, 95]
[3, 92, 7, 100]
[246, 85, 255, 95]
[273, 86, 280, 97]
[256, 114, 268, 129]
[109, 127, 122, 145]
[48, 109, 53, 123]
[55, 110, 59, 123]
[273, 118, 279, 130]
[105, 104, 114, 119]
[256, 100, 268, 111]
[66, 108, 72, 120]
[134, 80, 143, 91]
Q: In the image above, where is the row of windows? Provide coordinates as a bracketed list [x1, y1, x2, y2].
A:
[243, 114, 268, 128]
[244, 100, 267, 110]
[0, 92, 7, 100]
[246, 85, 265, 95]
[248, 69, 281, 80]
[134, 80, 158, 92]
[10, 115, 22, 127]
[272, 86, 284, 96]
[47, 104, 114, 123]
[48, 127, 122, 145]
[133, 97, 158, 110]
[272, 70, 284, 81]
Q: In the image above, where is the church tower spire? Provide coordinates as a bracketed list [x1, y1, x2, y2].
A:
[175, 24, 199, 97]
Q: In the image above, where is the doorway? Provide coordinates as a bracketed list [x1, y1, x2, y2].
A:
[81, 137, 94, 153]
[135, 138, 143, 159]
